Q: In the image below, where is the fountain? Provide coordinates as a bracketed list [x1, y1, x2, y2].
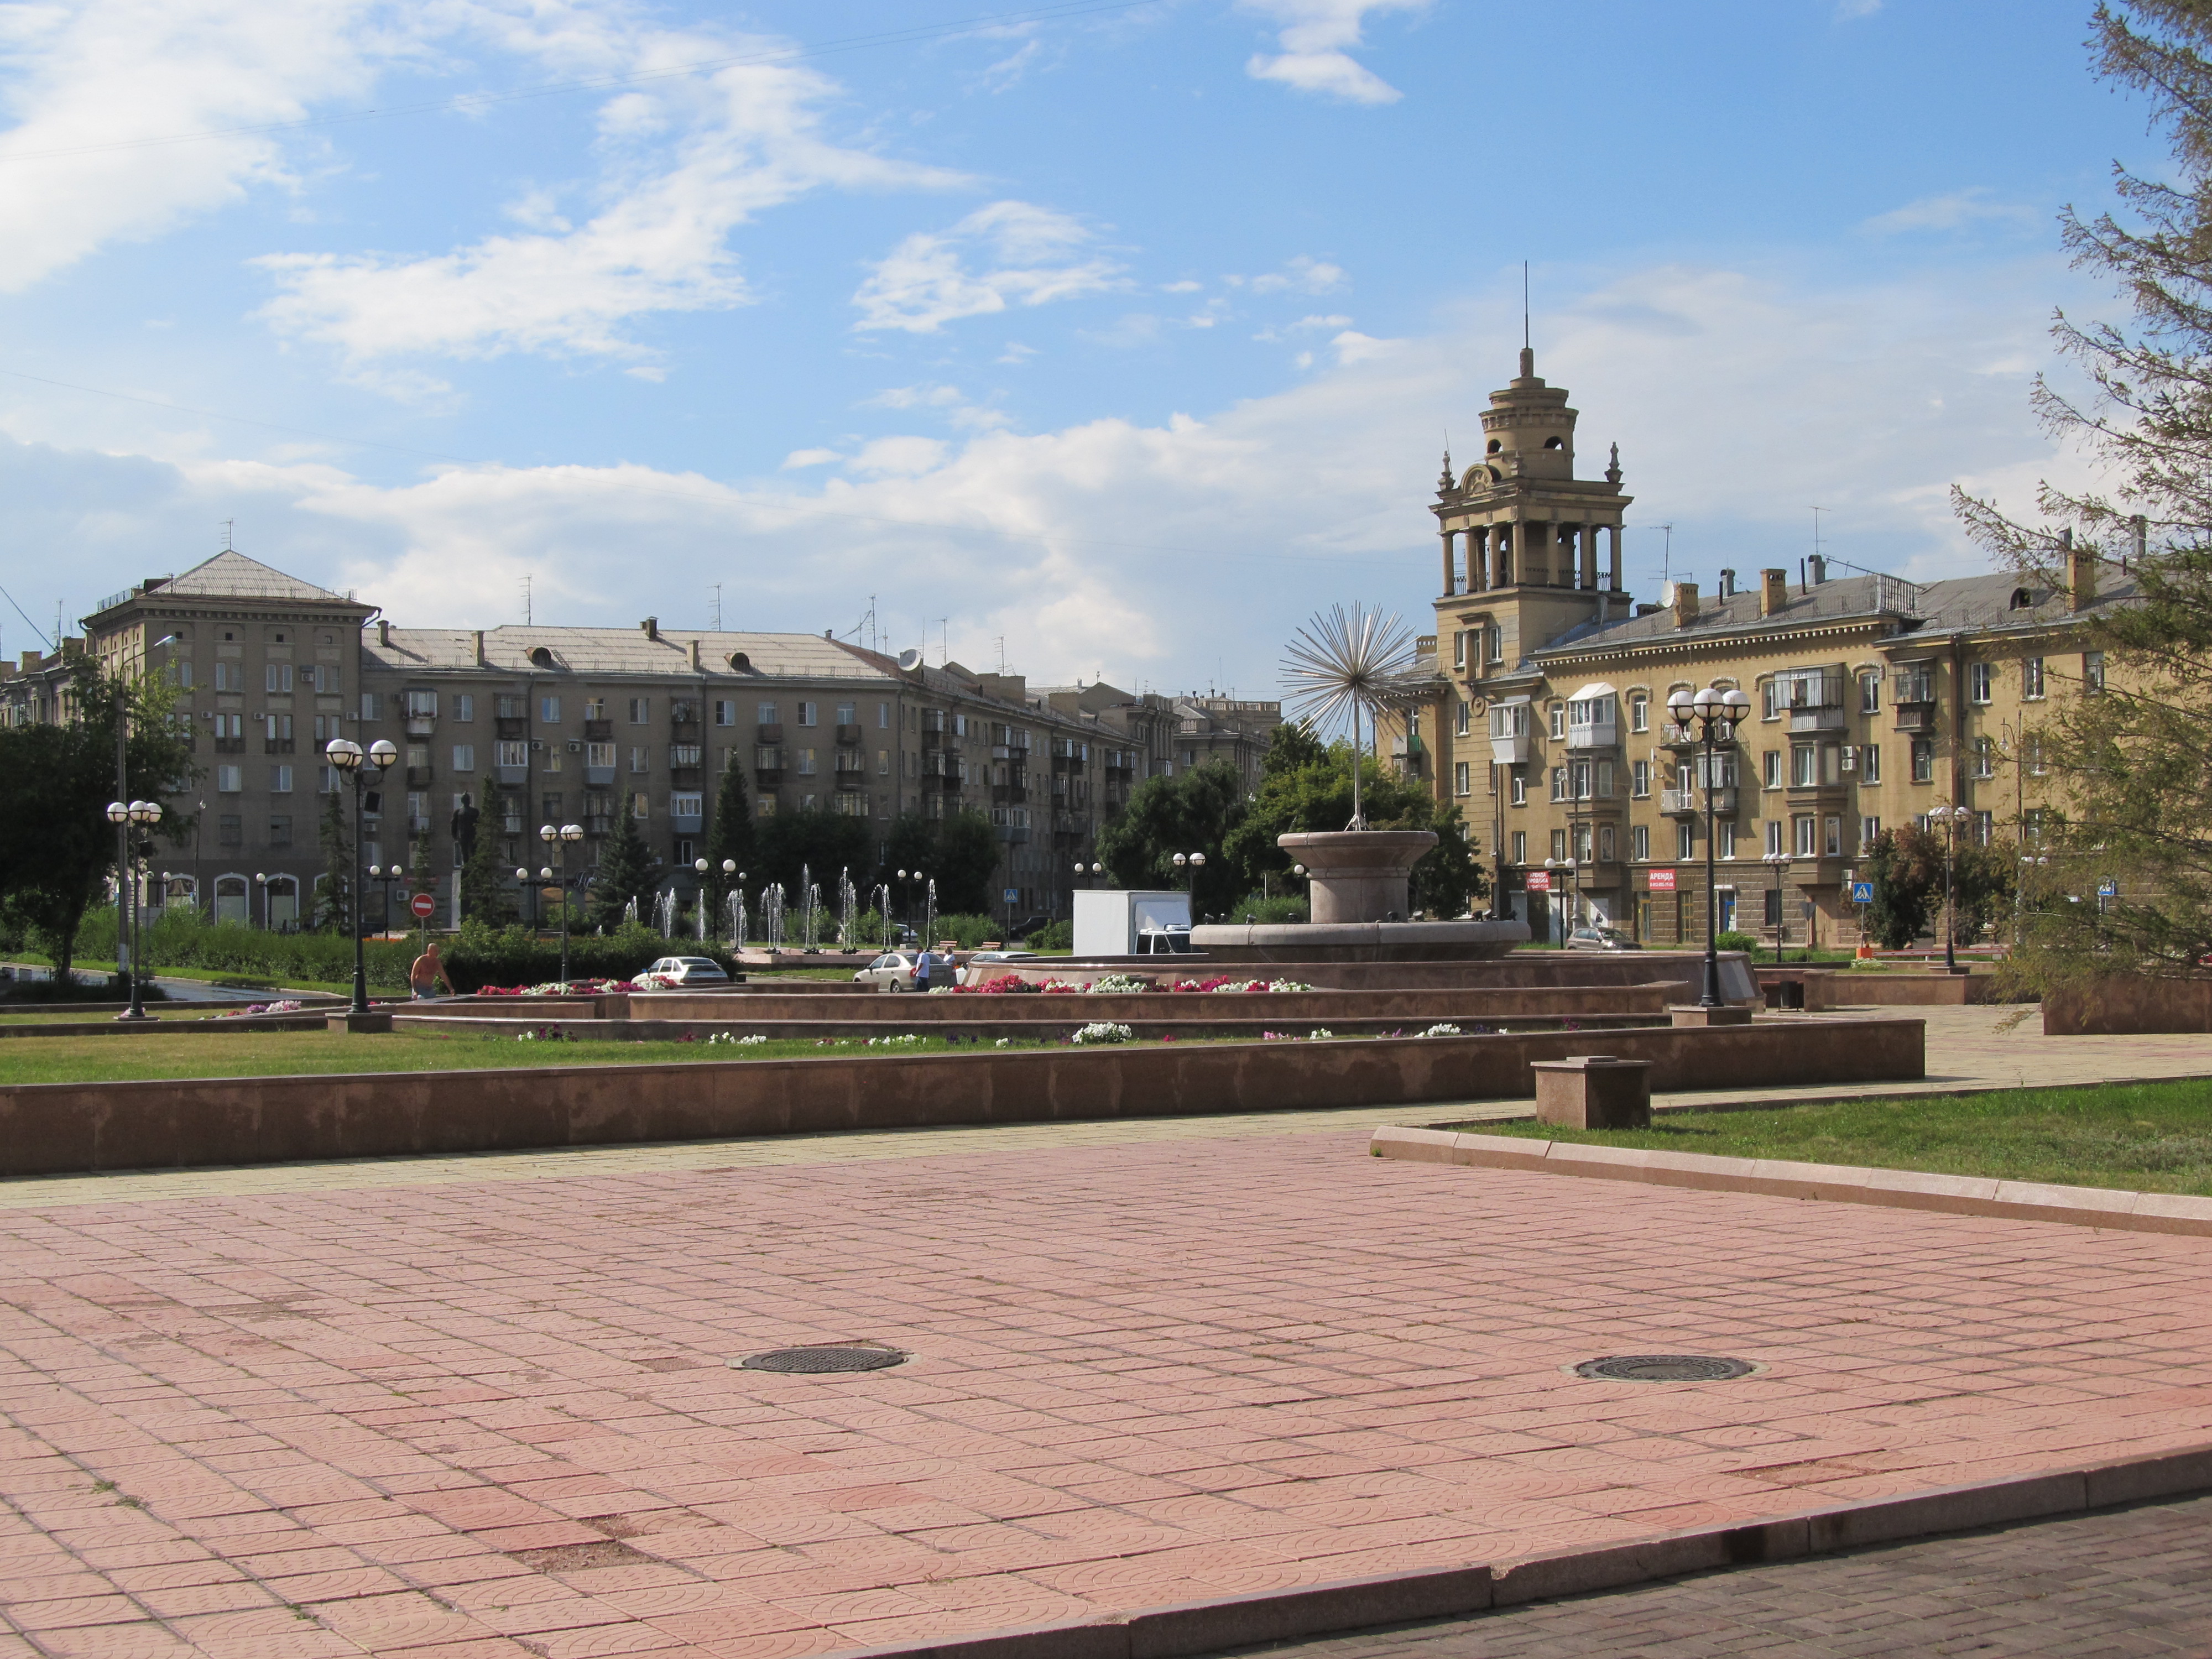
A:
[765, 883, 786, 951]
[727, 888, 746, 952]
[837, 868, 856, 951]
[694, 889, 707, 942]
[622, 895, 639, 928]
[1191, 603, 1530, 964]
[924, 878, 937, 946]
[653, 889, 676, 937]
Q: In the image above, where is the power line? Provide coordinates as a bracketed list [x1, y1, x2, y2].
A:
[0, 0, 1159, 166]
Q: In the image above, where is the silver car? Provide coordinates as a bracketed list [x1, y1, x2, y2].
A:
[1564, 926, 1642, 952]
[854, 951, 951, 990]
[641, 955, 732, 985]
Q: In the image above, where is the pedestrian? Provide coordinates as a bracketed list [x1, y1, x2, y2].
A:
[912, 945, 935, 993]
[410, 940, 456, 1001]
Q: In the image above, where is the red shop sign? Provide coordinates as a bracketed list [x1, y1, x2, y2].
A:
[1647, 869, 1678, 891]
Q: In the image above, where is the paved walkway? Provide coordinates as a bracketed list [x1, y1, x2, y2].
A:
[6, 1104, 2212, 1657]
[1217, 1490, 2212, 1656]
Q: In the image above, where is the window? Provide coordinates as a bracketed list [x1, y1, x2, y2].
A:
[1968, 662, 1992, 704]
[269, 765, 293, 793]
[1911, 738, 1934, 782]
[1599, 823, 1616, 862]
[1549, 766, 1566, 802]
[879, 701, 892, 728]
[2022, 656, 2046, 699]
[2084, 651, 2105, 695]
[1860, 744, 1881, 784]
[631, 792, 650, 818]
[1548, 703, 1564, 740]
[539, 696, 559, 723]
[406, 744, 429, 773]
[1509, 770, 1526, 806]
[1511, 830, 1526, 865]
[1551, 828, 1568, 862]
[452, 744, 476, 773]
[628, 697, 649, 723]
[878, 748, 891, 776]
[1632, 759, 1650, 797]
[796, 748, 817, 775]
[1454, 761, 1470, 796]
[1973, 736, 1996, 778]
[714, 700, 735, 726]
[1791, 746, 1815, 787]
[1630, 824, 1649, 862]
[1453, 630, 1467, 670]
[268, 816, 291, 846]
[835, 702, 855, 726]
[495, 741, 527, 768]
[1794, 815, 1817, 856]
[1861, 815, 1882, 845]
[168, 659, 193, 688]
[1859, 671, 1881, 714]
[2026, 735, 2047, 775]
[586, 742, 614, 770]
[1825, 815, 1843, 857]
[1763, 750, 1781, 789]
[1620, 695, 1645, 734]
[216, 765, 241, 792]
[797, 701, 818, 727]
[1677, 821, 1695, 861]
[404, 690, 436, 718]
[213, 662, 235, 691]
[1972, 810, 1994, 846]
[757, 701, 778, 725]
[1761, 680, 1780, 720]
[1455, 700, 1471, 738]
[1486, 624, 1503, 664]
[265, 714, 293, 742]
[670, 792, 703, 818]
[454, 694, 473, 722]
[1764, 818, 1783, 857]
[265, 664, 293, 693]
[629, 746, 649, 773]
[359, 692, 377, 722]
[1718, 822, 1737, 859]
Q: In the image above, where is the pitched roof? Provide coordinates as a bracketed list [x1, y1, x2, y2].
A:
[366, 625, 902, 682]
[153, 551, 359, 605]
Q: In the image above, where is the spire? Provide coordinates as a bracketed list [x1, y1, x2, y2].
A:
[1518, 346, 1535, 380]
[1437, 446, 1455, 493]
[1605, 441, 1622, 486]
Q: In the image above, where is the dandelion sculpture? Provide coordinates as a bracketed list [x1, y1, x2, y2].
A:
[1280, 603, 1415, 830]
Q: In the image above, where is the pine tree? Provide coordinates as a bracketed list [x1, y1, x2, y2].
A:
[1952, 3, 2212, 980]
[591, 798, 654, 929]
[458, 776, 512, 926]
[316, 787, 353, 933]
[702, 754, 754, 921]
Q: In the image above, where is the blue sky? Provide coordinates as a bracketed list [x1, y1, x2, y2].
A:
[0, 0, 2164, 695]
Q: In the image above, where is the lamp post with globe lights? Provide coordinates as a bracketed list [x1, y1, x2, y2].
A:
[540, 822, 585, 982]
[1927, 803, 1973, 973]
[366, 864, 403, 936]
[1172, 851, 1207, 922]
[104, 799, 163, 1019]
[325, 737, 399, 1014]
[1666, 685, 1752, 1006]
[1762, 848, 1792, 964]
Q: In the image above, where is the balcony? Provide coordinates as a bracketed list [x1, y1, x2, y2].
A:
[585, 719, 613, 741]
[834, 723, 863, 745]
[264, 738, 294, 754]
[754, 765, 784, 787]
[669, 769, 702, 791]
[497, 717, 529, 740]
[757, 722, 784, 744]
[404, 714, 436, 737]
[1658, 721, 1704, 749]
[1893, 702, 1939, 734]
[834, 749, 865, 775]
[1788, 706, 1848, 734]
[993, 784, 1028, 804]
[406, 766, 435, 787]
[1662, 785, 1737, 816]
[214, 737, 246, 754]
[585, 814, 612, 837]
[669, 744, 702, 768]
[995, 824, 1031, 843]
[1564, 719, 1618, 752]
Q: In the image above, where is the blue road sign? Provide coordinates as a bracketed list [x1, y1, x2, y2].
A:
[2099, 881, 2118, 897]
[1850, 881, 1875, 904]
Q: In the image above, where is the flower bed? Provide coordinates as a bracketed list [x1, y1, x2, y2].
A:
[213, 999, 305, 1019]
[948, 973, 1316, 996]
[474, 979, 642, 998]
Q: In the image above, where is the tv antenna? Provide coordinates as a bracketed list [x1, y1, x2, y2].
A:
[1811, 505, 1829, 562]
[520, 573, 533, 626]
[219, 518, 234, 552]
[1652, 523, 1674, 590]
[1522, 260, 1530, 350]
[709, 583, 722, 630]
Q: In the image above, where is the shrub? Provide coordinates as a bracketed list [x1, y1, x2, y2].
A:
[1715, 931, 1761, 953]
[1025, 920, 1073, 950]
[1230, 894, 1311, 925]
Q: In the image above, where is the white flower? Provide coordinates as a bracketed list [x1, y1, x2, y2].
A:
[1072, 1021, 1134, 1045]
[1421, 1022, 1463, 1037]
[1308, 1028, 1334, 1040]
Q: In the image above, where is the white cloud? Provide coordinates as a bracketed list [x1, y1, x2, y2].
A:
[862, 383, 1009, 430]
[1837, 0, 1883, 18]
[1240, 0, 1427, 105]
[1, 255, 2110, 696]
[1237, 255, 1349, 294]
[256, 20, 967, 370]
[852, 200, 1124, 333]
[1861, 188, 2039, 236]
[1160, 279, 1203, 294]
[0, 0, 400, 293]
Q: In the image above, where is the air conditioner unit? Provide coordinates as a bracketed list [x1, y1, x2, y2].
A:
[530, 738, 546, 750]
[1840, 749, 1856, 773]
[567, 739, 582, 752]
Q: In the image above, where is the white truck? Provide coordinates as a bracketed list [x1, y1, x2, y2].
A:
[1072, 889, 1195, 957]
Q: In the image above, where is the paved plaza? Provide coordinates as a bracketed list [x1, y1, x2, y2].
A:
[1220, 1490, 2212, 1657]
[2, 1010, 2212, 1659]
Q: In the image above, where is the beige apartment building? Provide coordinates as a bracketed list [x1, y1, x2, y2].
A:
[1378, 351, 2128, 947]
[7, 550, 1276, 930]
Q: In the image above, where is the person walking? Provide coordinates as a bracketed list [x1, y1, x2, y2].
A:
[911, 945, 935, 994]
[410, 940, 456, 1001]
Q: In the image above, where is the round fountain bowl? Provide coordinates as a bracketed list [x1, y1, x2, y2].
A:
[1187, 830, 1530, 962]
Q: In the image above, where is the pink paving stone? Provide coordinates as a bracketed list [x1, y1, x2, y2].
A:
[6, 1132, 2212, 1655]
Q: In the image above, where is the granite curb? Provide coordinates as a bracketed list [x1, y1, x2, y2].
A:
[819, 1441, 2212, 1658]
[1369, 1125, 2212, 1237]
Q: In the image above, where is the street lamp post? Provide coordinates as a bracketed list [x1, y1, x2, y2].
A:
[1763, 849, 1791, 964]
[105, 799, 162, 1020]
[1667, 685, 1752, 1006]
[325, 737, 398, 1014]
[1928, 803, 1971, 973]
[367, 864, 402, 935]
[541, 822, 585, 982]
[1172, 851, 1207, 921]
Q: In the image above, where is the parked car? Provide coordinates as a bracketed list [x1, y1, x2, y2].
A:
[638, 956, 732, 987]
[855, 951, 950, 991]
[1564, 926, 1642, 952]
[956, 949, 1041, 986]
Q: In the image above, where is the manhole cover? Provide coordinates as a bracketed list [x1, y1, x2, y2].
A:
[735, 1345, 906, 1374]
[1573, 1354, 1756, 1383]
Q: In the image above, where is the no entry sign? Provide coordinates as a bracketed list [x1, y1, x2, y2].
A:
[410, 891, 436, 919]
[1647, 869, 1677, 891]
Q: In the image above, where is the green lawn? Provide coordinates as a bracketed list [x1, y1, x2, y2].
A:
[1462, 1079, 2212, 1195]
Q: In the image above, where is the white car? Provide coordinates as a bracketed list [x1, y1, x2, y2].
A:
[853, 951, 956, 991]
[956, 950, 1040, 986]
[639, 956, 732, 987]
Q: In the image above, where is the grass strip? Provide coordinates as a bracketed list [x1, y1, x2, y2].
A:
[1458, 1078, 2212, 1196]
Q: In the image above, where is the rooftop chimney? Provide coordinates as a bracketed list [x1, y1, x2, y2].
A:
[1717, 568, 1736, 600]
[2065, 526, 2096, 612]
[1760, 568, 1789, 618]
[687, 638, 701, 670]
[472, 629, 486, 666]
[1808, 554, 1828, 585]
[377, 619, 390, 646]
[1673, 582, 1700, 629]
[641, 616, 659, 640]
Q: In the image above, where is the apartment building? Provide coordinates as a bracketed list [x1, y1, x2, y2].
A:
[7, 550, 1134, 928]
[1031, 681, 1282, 798]
[1376, 351, 2131, 947]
